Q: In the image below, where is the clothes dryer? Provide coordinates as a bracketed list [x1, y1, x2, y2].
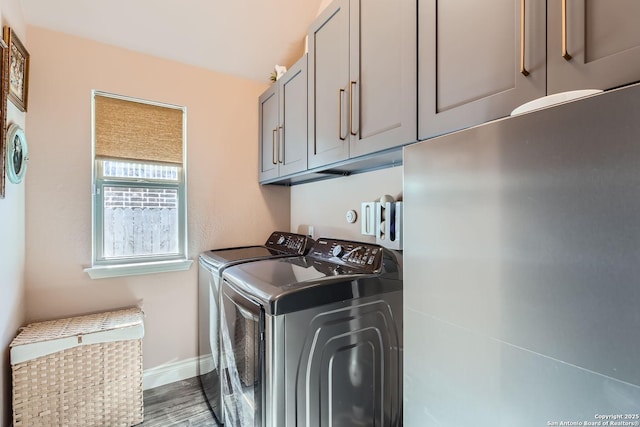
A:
[219, 237, 403, 427]
[198, 231, 313, 424]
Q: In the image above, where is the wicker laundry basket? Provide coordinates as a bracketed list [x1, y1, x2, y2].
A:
[10, 307, 145, 427]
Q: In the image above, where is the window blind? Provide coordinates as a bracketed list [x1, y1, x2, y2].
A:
[94, 94, 183, 164]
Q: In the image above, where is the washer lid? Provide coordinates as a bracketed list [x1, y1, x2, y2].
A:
[222, 253, 402, 315]
[200, 246, 279, 272]
[199, 231, 314, 272]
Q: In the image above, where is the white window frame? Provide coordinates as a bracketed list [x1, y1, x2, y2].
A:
[85, 91, 192, 279]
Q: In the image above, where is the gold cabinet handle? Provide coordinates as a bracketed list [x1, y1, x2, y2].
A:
[562, 0, 571, 60]
[349, 81, 358, 135]
[520, 0, 529, 76]
[271, 129, 277, 165]
[338, 88, 346, 141]
[278, 126, 283, 163]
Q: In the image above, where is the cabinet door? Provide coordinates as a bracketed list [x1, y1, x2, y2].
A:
[308, 0, 350, 169]
[548, 0, 640, 94]
[258, 85, 279, 182]
[279, 55, 308, 176]
[349, 0, 417, 157]
[418, 0, 546, 140]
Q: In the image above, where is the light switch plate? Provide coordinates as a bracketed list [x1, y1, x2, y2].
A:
[361, 202, 376, 235]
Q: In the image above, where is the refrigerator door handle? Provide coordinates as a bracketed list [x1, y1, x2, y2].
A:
[520, 0, 530, 76]
[562, 0, 572, 60]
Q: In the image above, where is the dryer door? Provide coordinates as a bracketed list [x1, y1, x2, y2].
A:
[220, 282, 265, 427]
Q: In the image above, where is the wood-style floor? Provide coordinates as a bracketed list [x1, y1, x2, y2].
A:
[139, 376, 220, 426]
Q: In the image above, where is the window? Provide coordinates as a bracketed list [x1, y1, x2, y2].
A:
[85, 92, 192, 279]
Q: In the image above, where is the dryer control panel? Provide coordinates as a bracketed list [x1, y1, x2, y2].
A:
[310, 238, 383, 272]
[265, 231, 313, 255]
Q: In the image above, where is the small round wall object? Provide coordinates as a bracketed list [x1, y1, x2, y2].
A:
[379, 194, 395, 205]
[346, 209, 358, 223]
[6, 123, 28, 184]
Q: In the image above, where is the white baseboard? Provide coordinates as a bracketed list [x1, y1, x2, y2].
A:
[143, 356, 202, 390]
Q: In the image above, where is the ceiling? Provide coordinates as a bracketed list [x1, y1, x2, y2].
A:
[21, 0, 326, 83]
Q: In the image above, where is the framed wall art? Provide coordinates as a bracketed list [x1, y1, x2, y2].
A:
[5, 123, 27, 184]
[0, 38, 7, 198]
[3, 27, 29, 112]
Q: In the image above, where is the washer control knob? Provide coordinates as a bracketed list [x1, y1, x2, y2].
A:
[332, 245, 344, 258]
[277, 236, 286, 245]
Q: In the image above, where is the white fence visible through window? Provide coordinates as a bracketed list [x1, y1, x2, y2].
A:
[103, 186, 179, 258]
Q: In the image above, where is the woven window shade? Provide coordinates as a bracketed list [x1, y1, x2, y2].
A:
[95, 94, 183, 164]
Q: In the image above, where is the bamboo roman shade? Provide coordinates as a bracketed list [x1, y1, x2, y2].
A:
[94, 94, 183, 165]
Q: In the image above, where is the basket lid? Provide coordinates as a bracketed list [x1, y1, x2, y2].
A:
[10, 307, 144, 365]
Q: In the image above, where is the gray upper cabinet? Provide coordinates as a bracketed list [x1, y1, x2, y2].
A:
[308, 0, 350, 169]
[349, 0, 417, 158]
[259, 85, 279, 182]
[279, 56, 308, 177]
[308, 0, 417, 169]
[419, 0, 640, 142]
[259, 55, 308, 183]
[418, 0, 547, 141]
[262, 0, 640, 184]
[547, 0, 640, 94]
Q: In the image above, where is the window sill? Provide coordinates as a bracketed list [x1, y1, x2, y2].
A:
[84, 259, 193, 279]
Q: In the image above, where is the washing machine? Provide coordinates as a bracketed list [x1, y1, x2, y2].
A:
[198, 231, 314, 424]
[219, 237, 403, 427]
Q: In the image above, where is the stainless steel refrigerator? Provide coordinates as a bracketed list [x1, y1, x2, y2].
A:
[403, 84, 640, 426]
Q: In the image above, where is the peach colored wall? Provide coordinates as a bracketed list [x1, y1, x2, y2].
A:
[0, 0, 27, 424]
[290, 166, 403, 242]
[317, 0, 333, 16]
[24, 27, 290, 372]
